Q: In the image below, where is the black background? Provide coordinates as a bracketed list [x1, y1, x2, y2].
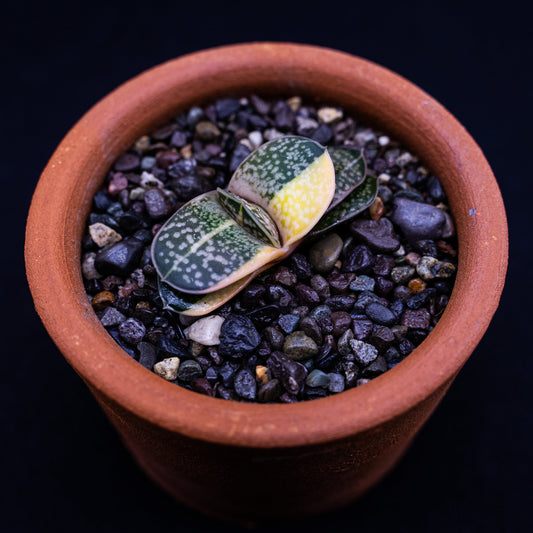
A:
[1, 1, 531, 531]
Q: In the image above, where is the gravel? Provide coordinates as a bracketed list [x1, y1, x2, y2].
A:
[81, 95, 458, 403]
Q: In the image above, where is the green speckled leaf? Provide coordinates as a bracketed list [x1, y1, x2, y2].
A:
[228, 136, 335, 246]
[217, 188, 281, 247]
[152, 191, 286, 294]
[328, 147, 366, 209]
[312, 175, 378, 235]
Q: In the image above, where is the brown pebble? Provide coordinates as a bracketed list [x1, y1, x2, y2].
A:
[118, 282, 139, 298]
[255, 365, 269, 385]
[136, 301, 151, 310]
[180, 144, 193, 158]
[91, 290, 115, 311]
[135, 135, 151, 152]
[369, 196, 385, 220]
[155, 149, 180, 169]
[405, 252, 421, 266]
[108, 173, 129, 195]
[408, 278, 427, 293]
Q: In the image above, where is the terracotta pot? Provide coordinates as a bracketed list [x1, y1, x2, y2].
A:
[25, 43, 508, 522]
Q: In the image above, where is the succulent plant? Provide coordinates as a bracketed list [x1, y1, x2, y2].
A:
[152, 136, 377, 316]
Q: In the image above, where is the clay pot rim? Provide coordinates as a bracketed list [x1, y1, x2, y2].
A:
[25, 42, 508, 449]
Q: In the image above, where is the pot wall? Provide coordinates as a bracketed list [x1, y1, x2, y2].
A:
[25, 43, 508, 521]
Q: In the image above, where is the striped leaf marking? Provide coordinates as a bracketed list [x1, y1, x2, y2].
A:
[312, 175, 378, 235]
[228, 136, 335, 246]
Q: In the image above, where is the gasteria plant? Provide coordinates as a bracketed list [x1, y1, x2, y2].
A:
[151, 135, 377, 316]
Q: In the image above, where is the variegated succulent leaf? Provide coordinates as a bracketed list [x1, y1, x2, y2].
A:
[312, 175, 378, 235]
[151, 191, 289, 294]
[328, 146, 366, 209]
[227, 136, 335, 246]
[217, 188, 281, 248]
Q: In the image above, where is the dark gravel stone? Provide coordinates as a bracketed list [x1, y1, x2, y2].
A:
[114, 153, 140, 172]
[350, 218, 400, 253]
[94, 237, 144, 278]
[372, 254, 396, 276]
[330, 311, 352, 337]
[170, 175, 212, 201]
[234, 368, 257, 400]
[362, 356, 388, 378]
[266, 284, 294, 307]
[342, 245, 375, 273]
[258, 379, 282, 403]
[305, 369, 330, 388]
[401, 309, 431, 329]
[352, 318, 374, 341]
[157, 335, 189, 358]
[99, 306, 126, 327]
[278, 314, 300, 334]
[246, 305, 281, 327]
[328, 373, 345, 393]
[295, 283, 320, 305]
[426, 175, 446, 202]
[144, 188, 172, 219]
[191, 378, 215, 397]
[240, 283, 266, 308]
[315, 335, 337, 371]
[195, 121, 220, 141]
[250, 94, 270, 115]
[167, 158, 197, 178]
[398, 338, 415, 356]
[389, 300, 405, 320]
[177, 360, 203, 382]
[299, 316, 322, 345]
[310, 274, 330, 300]
[325, 295, 356, 312]
[205, 366, 218, 383]
[89, 213, 121, 232]
[391, 197, 446, 242]
[215, 98, 241, 119]
[365, 302, 396, 326]
[283, 331, 319, 361]
[219, 361, 237, 387]
[327, 272, 355, 294]
[137, 341, 157, 369]
[118, 318, 146, 345]
[384, 346, 403, 367]
[375, 276, 394, 296]
[229, 143, 252, 172]
[272, 266, 297, 287]
[218, 314, 261, 356]
[290, 253, 313, 280]
[369, 325, 395, 352]
[274, 102, 295, 130]
[311, 124, 333, 144]
[93, 190, 113, 211]
[263, 327, 285, 350]
[406, 288, 437, 310]
[118, 211, 148, 233]
[267, 351, 308, 395]
[342, 358, 359, 388]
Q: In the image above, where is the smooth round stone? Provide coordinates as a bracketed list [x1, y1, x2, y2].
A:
[234, 368, 257, 401]
[195, 121, 220, 141]
[153, 357, 180, 381]
[305, 369, 330, 388]
[391, 197, 446, 241]
[309, 233, 343, 273]
[390, 265, 416, 285]
[186, 315, 225, 346]
[365, 302, 396, 326]
[118, 317, 146, 345]
[283, 331, 319, 361]
[327, 373, 345, 393]
[350, 339, 378, 365]
[177, 360, 203, 382]
[350, 218, 400, 253]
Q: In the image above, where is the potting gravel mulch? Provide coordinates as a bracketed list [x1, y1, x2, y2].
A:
[81, 95, 457, 403]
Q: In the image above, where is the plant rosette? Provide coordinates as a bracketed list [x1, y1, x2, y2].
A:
[25, 43, 508, 522]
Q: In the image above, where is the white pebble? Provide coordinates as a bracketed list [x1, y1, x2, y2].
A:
[378, 135, 390, 146]
[378, 173, 391, 183]
[185, 315, 225, 346]
[355, 129, 376, 145]
[318, 107, 343, 124]
[129, 187, 145, 201]
[239, 139, 254, 151]
[89, 223, 122, 248]
[286, 96, 302, 111]
[396, 152, 413, 166]
[248, 131, 263, 149]
[153, 357, 180, 381]
[140, 171, 164, 188]
[82, 252, 101, 280]
[264, 128, 284, 141]
[296, 116, 319, 131]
